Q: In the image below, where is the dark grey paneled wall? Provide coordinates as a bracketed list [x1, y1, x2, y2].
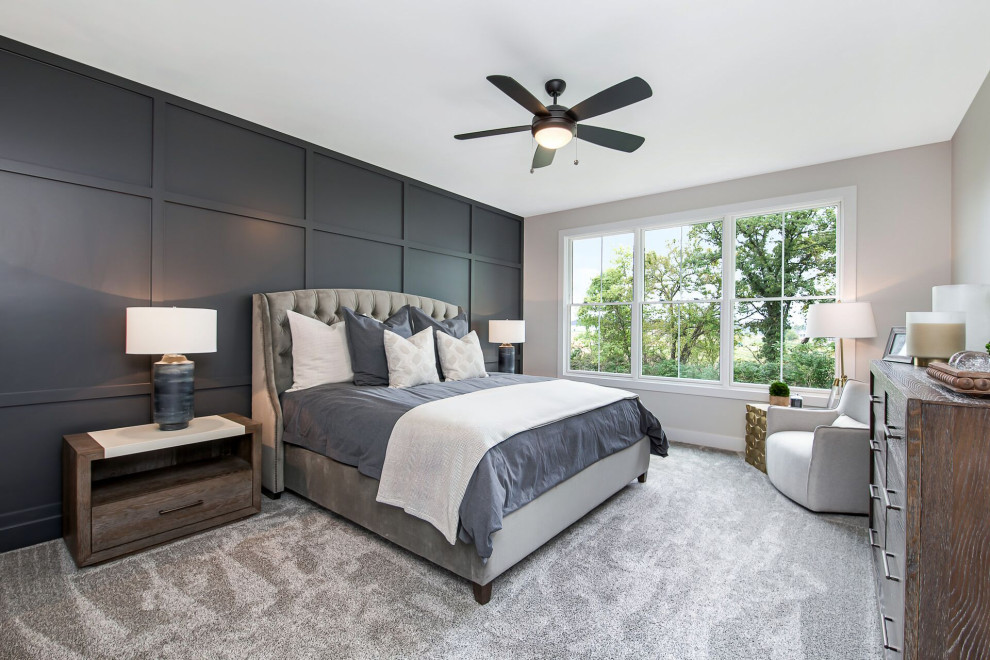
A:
[0, 38, 523, 552]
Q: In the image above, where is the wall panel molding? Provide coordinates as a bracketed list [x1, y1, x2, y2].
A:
[0, 36, 522, 554]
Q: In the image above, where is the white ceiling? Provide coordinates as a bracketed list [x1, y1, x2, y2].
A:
[2, 0, 989, 217]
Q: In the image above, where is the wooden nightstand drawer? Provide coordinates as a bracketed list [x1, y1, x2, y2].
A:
[91, 457, 252, 552]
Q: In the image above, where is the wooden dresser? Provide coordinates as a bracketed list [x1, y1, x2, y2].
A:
[869, 360, 990, 658]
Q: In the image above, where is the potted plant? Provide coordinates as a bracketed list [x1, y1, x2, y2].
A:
[769, 381, 791, 407]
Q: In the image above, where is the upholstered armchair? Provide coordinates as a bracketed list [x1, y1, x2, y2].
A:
[765, 380, 871, 514]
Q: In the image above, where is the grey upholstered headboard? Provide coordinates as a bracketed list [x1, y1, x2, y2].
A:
[252, 288, 463, 494]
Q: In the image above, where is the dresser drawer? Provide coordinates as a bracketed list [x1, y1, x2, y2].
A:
[91, 460, 252, 552]
[882, 506, 907, 656]
[885, 449, 906, 510]
[884, 424, 906, 484]
[869, 462, 887, 549]
[870, 376, 886, 466]
[881, 596, 905, 657]
[871, 425, 888, 476]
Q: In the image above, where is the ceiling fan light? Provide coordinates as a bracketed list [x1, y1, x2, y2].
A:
[534, 126, 574, 150]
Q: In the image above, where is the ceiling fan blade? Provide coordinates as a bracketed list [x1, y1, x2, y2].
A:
[532, 145, 555, 169]
[454, 125, 531, 140]
[576, 125, 646, 153]
[566, 77, 653, 122]
[487, 75, 550, 117]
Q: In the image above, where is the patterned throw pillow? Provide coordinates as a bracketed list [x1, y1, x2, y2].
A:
[436, 331, 489, 381]
[409, 307, 469, 379]
[384, 328, 441, 389]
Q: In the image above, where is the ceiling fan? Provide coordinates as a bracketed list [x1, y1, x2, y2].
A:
[455, 75, 653, 171]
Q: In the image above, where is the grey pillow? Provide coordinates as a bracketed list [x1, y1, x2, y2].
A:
[341, 306, 413, 386]
[409, 307, 469, 378]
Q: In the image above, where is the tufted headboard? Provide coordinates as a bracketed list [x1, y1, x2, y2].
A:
[252, 288, 463, 494]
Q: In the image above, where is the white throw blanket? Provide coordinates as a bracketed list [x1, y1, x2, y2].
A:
[375, 379, 637, 543]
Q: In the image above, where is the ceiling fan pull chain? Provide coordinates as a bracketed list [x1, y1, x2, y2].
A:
[574, 138, 579, 166]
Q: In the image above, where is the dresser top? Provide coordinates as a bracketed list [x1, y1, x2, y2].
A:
[872, 360, 990, 407]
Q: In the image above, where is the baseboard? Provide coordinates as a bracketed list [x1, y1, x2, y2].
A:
[0, 509, 61, 554]
[662, 426, 744, 453]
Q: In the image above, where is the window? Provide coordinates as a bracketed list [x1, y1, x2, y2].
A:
[642, 220, 722, 381]
[562, 190, 851, 394]
[733, 208, 837, 389]
[568, 233, 634, 374]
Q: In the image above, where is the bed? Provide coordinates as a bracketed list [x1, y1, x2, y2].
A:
[252, 288, 667, 604]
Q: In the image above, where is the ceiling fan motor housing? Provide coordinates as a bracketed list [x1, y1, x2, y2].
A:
[531, 106, 576, 141]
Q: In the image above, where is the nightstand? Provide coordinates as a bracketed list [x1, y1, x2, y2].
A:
[63, 413, 261, 567]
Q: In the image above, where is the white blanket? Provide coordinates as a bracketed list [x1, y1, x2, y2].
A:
[375, 379, 636, 543]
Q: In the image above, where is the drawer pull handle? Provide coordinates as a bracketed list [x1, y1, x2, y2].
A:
[881, 615, 901, 653]
[883, 424, 903, 441]
[870, 484, 901, 511]
[885, 488, 902, 512]
[870, 439, 883, 454]
[868, 527, 881, 549]
[883, 551, 901, 582]
[159, 500, 204, 516]
[870, 395, 882, 405]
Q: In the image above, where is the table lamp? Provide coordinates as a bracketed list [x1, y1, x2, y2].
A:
[126, 307, 217, 430]
[489, 320, 525, 374]
[805, 301, 877, 406]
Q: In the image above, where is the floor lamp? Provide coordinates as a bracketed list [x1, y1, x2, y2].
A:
[806, 302, 877, 408]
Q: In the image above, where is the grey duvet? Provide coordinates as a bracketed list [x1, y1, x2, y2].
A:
[280, 374, 668, 558]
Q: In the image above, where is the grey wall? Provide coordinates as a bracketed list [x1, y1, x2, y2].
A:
[524, 143, 952, 450]
[0, 38, 522, 552]
[952, 69, 990, 284]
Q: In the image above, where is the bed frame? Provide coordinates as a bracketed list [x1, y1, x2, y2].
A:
[252, 288, 650, 604]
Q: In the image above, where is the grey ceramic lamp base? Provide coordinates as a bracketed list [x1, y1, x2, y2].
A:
[153, 356, 195, 430]
[498, 344, 516, 374]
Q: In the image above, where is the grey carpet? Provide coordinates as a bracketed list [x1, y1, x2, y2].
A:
[0, 444, 881, 659]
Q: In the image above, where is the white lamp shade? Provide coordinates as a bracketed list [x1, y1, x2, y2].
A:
[489, 320, 525, 344]
[805, 302, 877, 339]
[932, 284, 990, 351]
[126, 307, 217, 355]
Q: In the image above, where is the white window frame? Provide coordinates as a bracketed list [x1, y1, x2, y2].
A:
[557, 187, 857, 401]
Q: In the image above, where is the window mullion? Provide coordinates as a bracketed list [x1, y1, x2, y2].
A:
[722, 216, 734, 388]
[779, 213, 786, 382]
[632, 227, 644, 380]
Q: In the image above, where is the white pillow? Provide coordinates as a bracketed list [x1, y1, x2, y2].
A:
[832, 414, 869, 429]
[436, 331, 489, 381]
[384, 328, 440, 389]
[286, 311, 353, 392]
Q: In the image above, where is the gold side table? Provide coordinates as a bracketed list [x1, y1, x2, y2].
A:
[744, 403, 769, 473]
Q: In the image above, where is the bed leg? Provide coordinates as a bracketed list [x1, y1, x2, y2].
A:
[472, 581, 492, 605]
[638, 472, 648, 483]
[262, 487, 282, 500]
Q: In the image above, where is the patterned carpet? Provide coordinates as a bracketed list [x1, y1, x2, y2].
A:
[0, 444, 880, 659]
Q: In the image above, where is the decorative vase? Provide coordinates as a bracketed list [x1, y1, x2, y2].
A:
[769, 395, 791, 407]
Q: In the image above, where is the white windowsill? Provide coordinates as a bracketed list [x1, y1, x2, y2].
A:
[560, 371, 832, 407]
